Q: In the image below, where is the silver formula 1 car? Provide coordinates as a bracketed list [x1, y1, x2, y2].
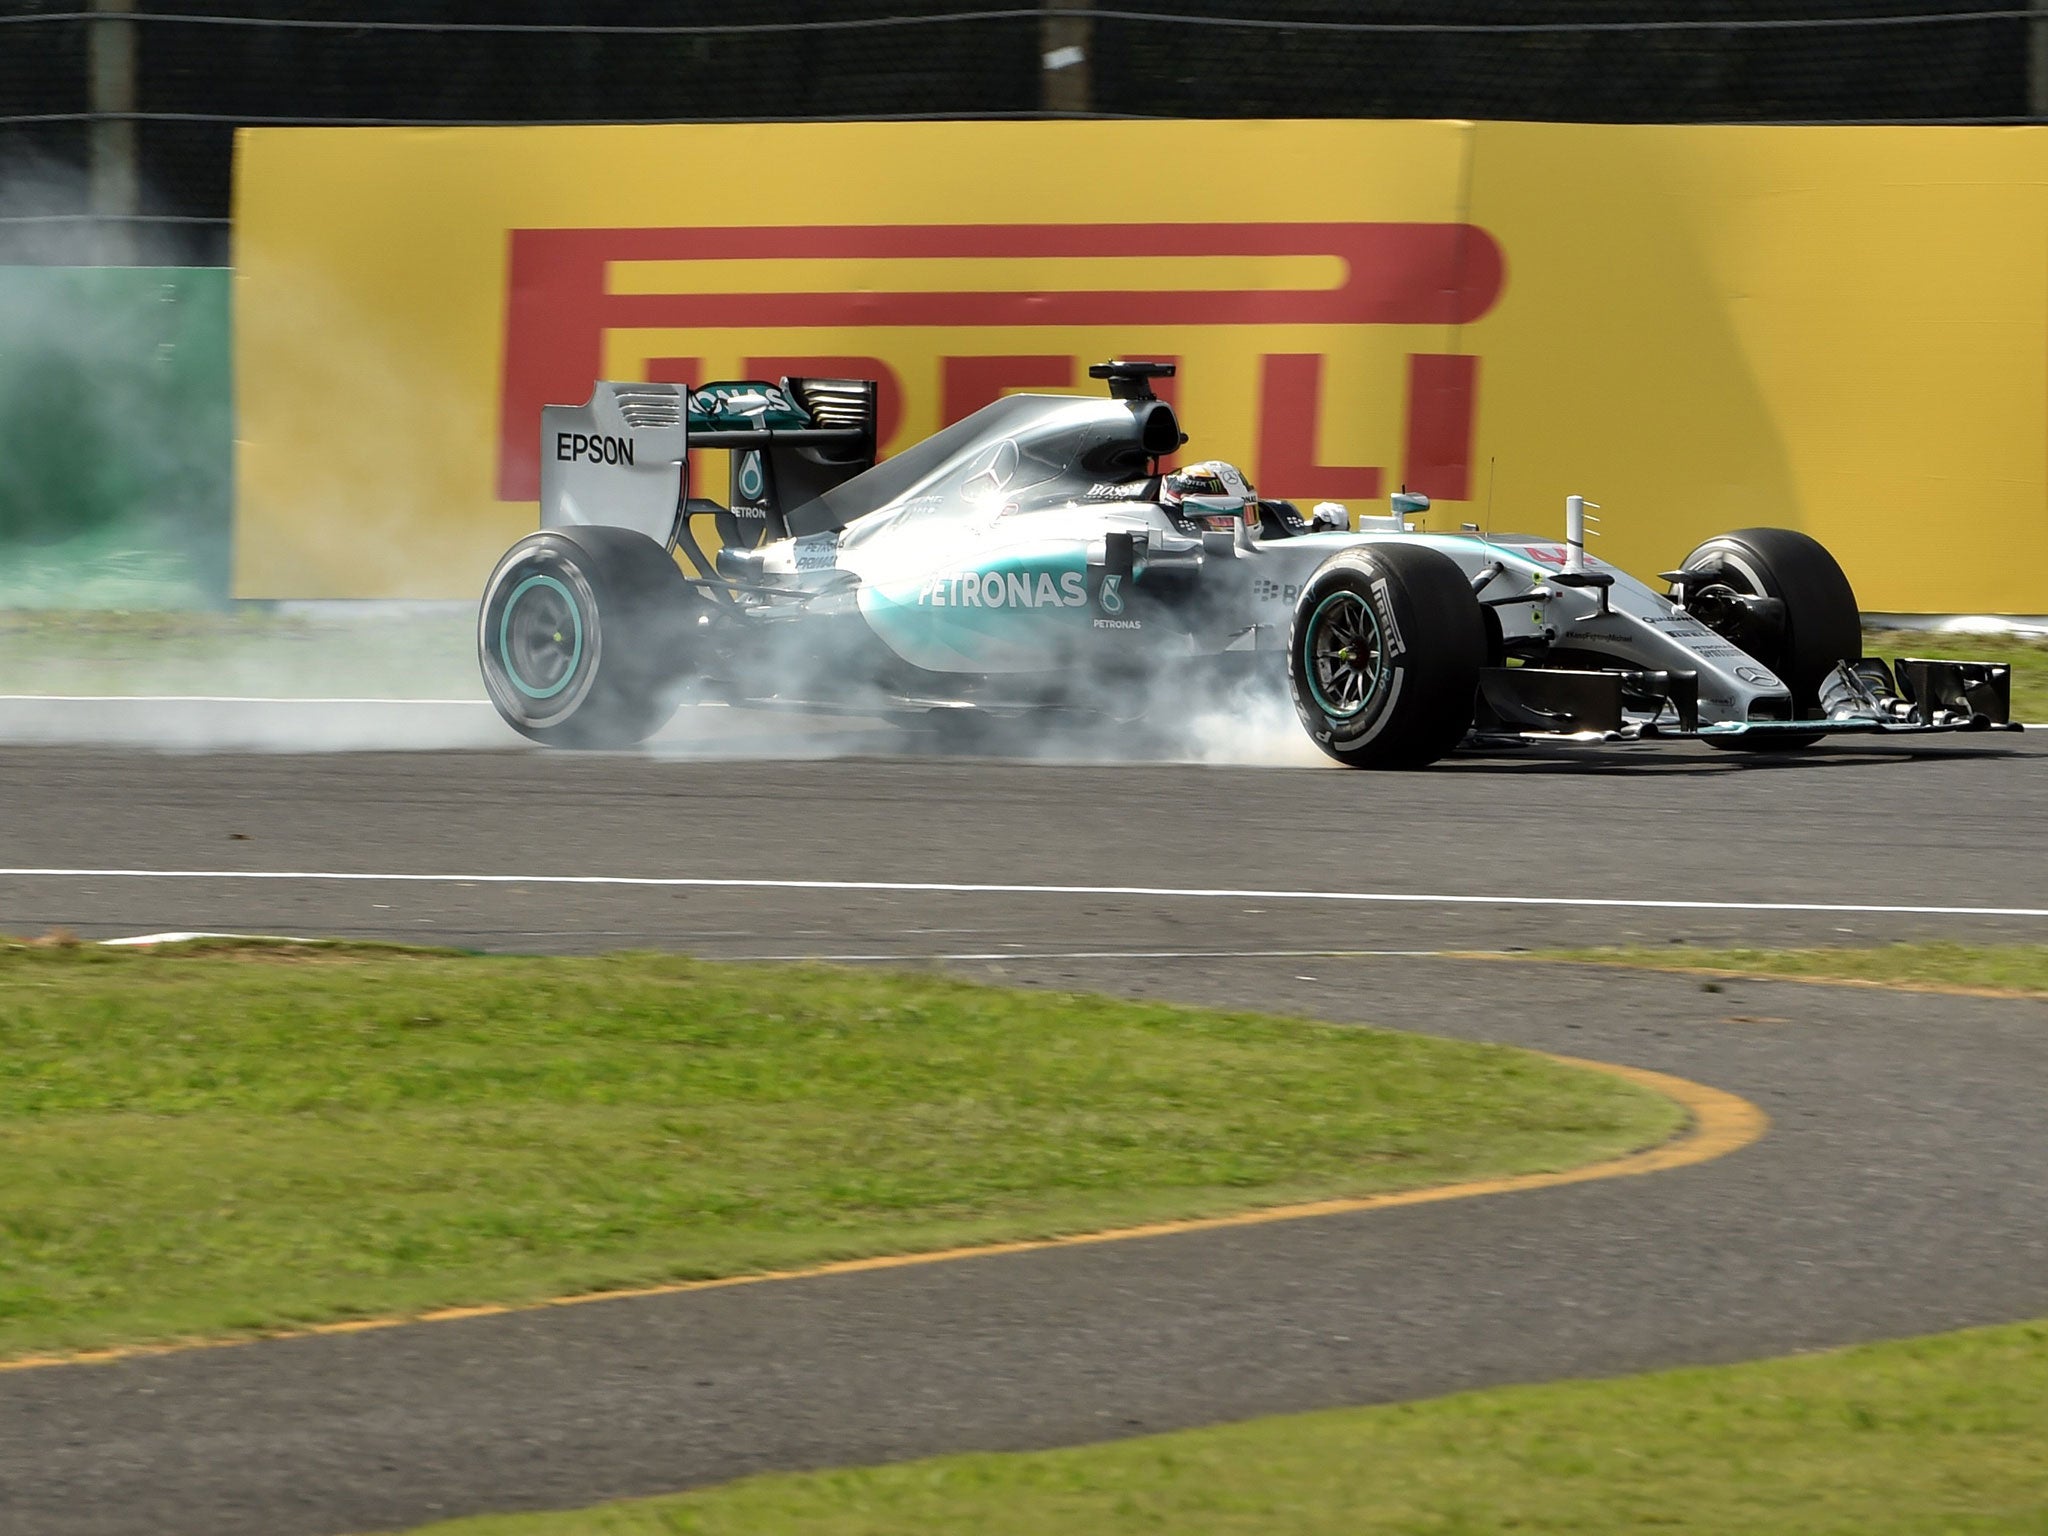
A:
[479, 360, 2017, 766]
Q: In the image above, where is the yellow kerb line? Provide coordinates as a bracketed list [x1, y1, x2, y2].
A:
[1453, 952, 2048, 1002]
[606, 255, 1347, 295]
[0, 1054, 1763, 1375]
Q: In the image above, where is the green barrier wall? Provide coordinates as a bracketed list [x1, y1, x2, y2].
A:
[0, 267, 232, 604]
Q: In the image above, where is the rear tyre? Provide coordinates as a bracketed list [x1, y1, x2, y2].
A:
[1679, 527, 1860, 753]
[479, 526, 707, 748]
[1287, 544, 1485, 769]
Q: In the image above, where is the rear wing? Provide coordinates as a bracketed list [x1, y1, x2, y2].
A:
[539, 376, 878, 550]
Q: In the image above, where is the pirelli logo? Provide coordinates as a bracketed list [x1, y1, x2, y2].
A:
[497, 221, 1507, 504]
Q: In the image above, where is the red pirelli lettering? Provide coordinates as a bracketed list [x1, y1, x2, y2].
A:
[1402, 353, 1479, 503]
[497, 222, 1505, 501]
[941, 355, 1074, 427]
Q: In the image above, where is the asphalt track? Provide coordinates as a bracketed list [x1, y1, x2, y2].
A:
[0, 717, 2045, 1535]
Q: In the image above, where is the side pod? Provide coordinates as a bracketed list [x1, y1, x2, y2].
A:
[1472, 667, 1701, 739]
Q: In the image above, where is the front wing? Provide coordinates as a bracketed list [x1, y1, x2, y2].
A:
[1470, 656, 2021, 746]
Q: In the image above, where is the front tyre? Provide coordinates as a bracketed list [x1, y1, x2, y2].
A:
[1679, 527, 1860, 752]
[1287, 544, 1485, 769]
[479, 526, 704, 748]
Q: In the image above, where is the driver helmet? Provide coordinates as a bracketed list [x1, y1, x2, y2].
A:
[1162, 460, 1255, 532]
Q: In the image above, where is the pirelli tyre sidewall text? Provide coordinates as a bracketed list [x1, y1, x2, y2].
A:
[478, 526, 695, 748]
[1288, 544, 1485, 770]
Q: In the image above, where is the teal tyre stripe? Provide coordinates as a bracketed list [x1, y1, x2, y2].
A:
[1303, 589, 1384, 721]
[499, 572, 583, 701]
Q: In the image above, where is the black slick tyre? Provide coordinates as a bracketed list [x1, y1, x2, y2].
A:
[1287, 543, 1485, 769]
[478, 525, 705, 748]
[1679, 527, 1860, 752]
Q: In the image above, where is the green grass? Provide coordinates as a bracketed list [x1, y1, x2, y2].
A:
[0, 607, 478, 698]
[3, 525, 223, 612]
[394, 1317, 2048, 1536]
[1868, 627, 2048, 723]
[0, 943, 1677, 1359]
[1540, 941, 2048, 996]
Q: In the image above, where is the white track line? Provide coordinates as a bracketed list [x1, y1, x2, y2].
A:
[100, 931, 317, 947]
[3, 868, 2046, 920]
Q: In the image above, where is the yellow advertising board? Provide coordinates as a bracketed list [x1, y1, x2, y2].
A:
[234, 120, 2048, 611]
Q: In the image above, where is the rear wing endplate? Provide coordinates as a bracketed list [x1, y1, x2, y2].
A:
[539, 379, 875, 545]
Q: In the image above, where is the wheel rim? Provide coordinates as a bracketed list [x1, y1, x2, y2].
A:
[1686, 546, 1791, 676]
[1303, 590, 1384, 720]
[498, 572, 583, 700]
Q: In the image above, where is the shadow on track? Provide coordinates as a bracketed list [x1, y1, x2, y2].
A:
[662, 710, 2031, 778]
[1436, 740, 2032, 778]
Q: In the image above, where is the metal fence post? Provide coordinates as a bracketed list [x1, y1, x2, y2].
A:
[1040, 0, 1094, 115]
[2032, 0, 2048, 117]
[88, 0, 139, 265]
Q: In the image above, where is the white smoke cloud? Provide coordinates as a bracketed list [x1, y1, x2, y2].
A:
[0, 150, 1328, 764]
